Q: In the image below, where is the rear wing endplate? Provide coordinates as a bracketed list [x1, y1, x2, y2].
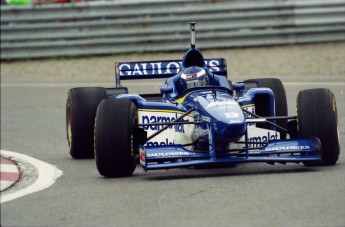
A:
[115, 58, 227, 87]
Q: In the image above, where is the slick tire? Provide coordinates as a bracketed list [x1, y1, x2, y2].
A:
[297, 88, 340, 166]
[95, 99, 137, 177]
[66, 87, 106, 159]
[244, 78, 288, 138]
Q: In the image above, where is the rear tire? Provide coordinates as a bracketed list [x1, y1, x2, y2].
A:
[66, 87, 106, 159]
[95, 99, 137, 177]
[244, 78, 288, 138]
[297, 88, 340, 166]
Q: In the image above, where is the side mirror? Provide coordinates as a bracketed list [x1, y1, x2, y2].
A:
[232, 82, 245, 91]
[160, 86, 173, 94]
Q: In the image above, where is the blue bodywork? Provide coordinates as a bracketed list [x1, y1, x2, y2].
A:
[113, 47, 321, 171]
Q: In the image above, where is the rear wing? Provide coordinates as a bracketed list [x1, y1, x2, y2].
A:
[115, 58, 227, 87]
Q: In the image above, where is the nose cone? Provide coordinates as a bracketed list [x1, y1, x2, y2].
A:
[195, 93, 246, 142]
[205, 98, 246, 142]
[215, 120, 246, 142]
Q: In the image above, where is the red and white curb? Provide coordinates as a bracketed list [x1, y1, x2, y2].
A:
[0, 150, 63, 203]
[0, 158, 20, 191]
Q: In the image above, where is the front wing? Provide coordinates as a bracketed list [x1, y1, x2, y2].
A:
[139, 138, 321, 171]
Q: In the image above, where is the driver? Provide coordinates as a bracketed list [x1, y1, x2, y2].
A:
[177, 66, 208, 93]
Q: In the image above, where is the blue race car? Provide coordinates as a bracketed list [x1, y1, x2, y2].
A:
[66, 23, 340, 177]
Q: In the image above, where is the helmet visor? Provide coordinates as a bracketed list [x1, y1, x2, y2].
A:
[185, 78, 207, 89]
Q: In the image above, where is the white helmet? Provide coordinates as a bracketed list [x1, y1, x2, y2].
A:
[179, 66, 208, 92]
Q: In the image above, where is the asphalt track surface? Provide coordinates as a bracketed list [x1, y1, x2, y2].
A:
[1, 43, 345, 226]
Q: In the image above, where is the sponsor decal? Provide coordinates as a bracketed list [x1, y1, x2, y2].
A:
[119, 62, 180, 76]
[231, 129, 280, 150]
[146, 138, 175, 147]
[225, 112, 239, 118]
[141, 113, 185, 133]
[201, 115, 211, 122]
[265, 145, 311, 152]
[244, 125, 280, 148]
[139, 110, 194, 147]
[229, 120, 242, 124]
[248, 131, 278, 148]
[186, 74, 198, 79]
[139, 147, 146, 166]
[147, 151, 190, 158]
[119, 60, 222, 76]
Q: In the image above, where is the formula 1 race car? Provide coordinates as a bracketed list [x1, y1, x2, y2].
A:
[66, 23, 340, 177]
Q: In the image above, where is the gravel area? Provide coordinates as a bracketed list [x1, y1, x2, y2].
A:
[1, 42, 345, 84]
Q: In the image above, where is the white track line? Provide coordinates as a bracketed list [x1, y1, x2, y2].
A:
[0, 150, 63, 204]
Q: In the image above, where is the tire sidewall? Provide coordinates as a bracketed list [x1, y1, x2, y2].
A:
[95, 99, 137, 177]
[297, 88, 340, 165]
[66, 87, 106, 159]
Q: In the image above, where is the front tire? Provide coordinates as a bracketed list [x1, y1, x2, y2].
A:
[95, 99, 137, 177]
[66, 87, 106, 159]
[297, 88, 340, 166]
